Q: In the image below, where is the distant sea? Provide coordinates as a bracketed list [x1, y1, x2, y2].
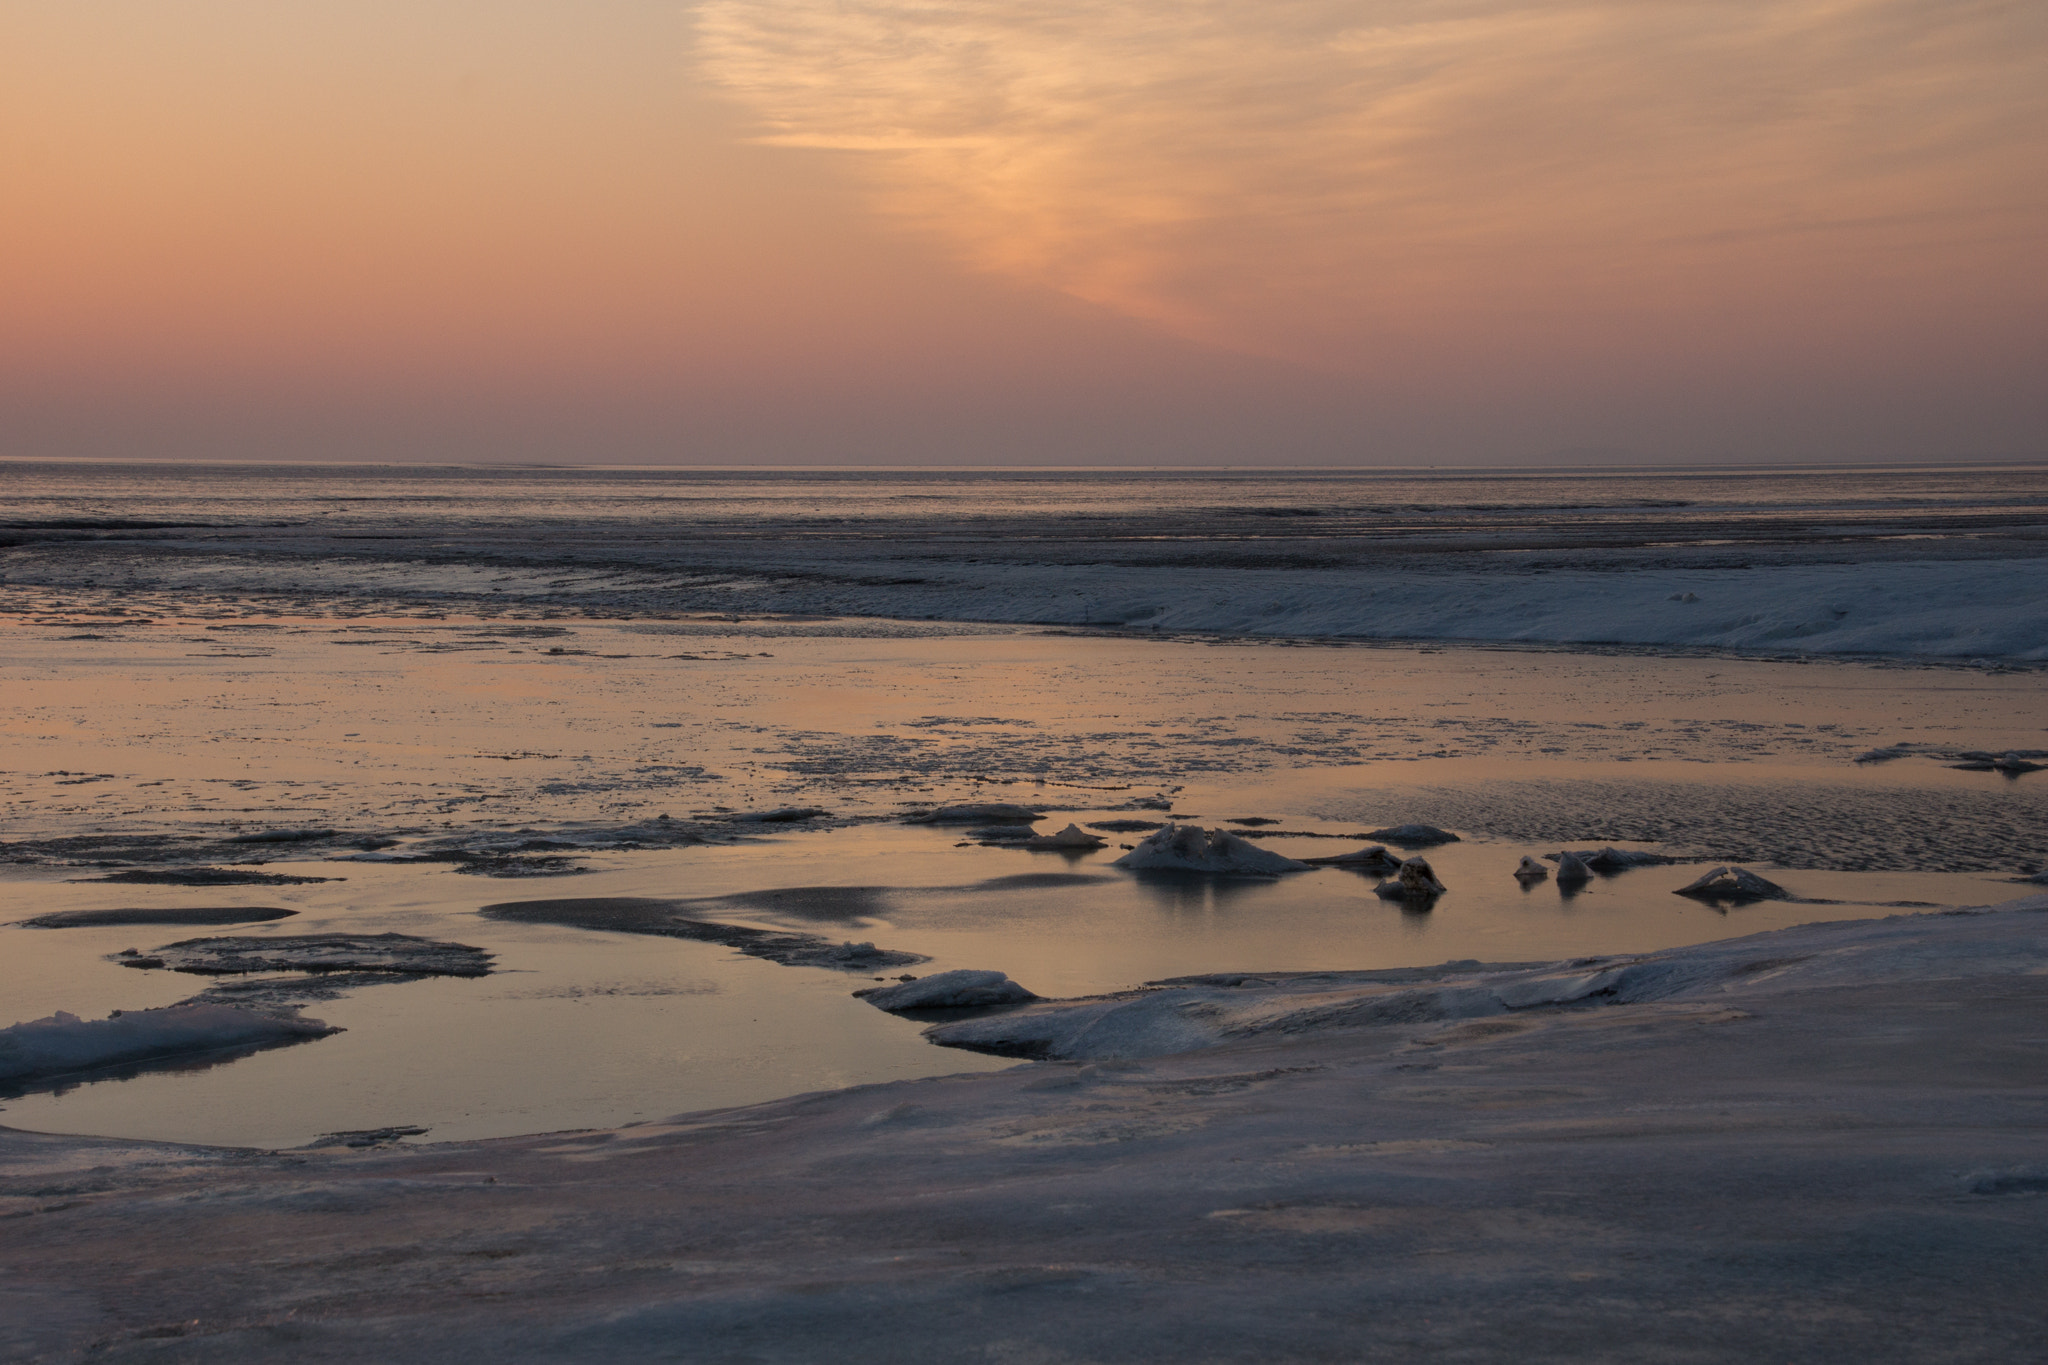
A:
[4, 462, 2045, 658]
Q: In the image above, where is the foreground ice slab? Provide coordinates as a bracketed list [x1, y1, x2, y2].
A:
[4, 898, 2043, 1363]
[0, 1004, 336, 1090]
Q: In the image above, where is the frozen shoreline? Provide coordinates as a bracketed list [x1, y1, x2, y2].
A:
[6, 461, 2045, 660]
[5, 898, 2044, 1361]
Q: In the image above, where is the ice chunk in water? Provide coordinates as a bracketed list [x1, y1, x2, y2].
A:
[0, 1004, 336, 1087]
[1112, 825, 1310, 875]
[856, 970, 1038, 1012]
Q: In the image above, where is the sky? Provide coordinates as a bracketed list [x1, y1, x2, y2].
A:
[2, 0, 2043, 466]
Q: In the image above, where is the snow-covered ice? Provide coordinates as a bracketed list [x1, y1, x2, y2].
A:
[923, 896, 2048, 1061]
[1112, 825, 1312, 875]
[0, 1004, 336, 1088]
[855, 970, 1039, 1011]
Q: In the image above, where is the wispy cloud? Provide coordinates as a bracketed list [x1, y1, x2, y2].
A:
[696, 0, 2047, 370]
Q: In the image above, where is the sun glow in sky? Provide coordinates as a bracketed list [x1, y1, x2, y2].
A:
[2, 0, 2043, 464]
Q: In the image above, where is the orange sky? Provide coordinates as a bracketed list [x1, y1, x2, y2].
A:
[2, 0, 2043, 464]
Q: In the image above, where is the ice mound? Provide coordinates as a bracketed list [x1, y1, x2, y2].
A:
[1514, 856, 1549, 882]
[115, 932, 494, 978]
[908, 803, 1042, 824]
[1555, 852, 1593, 886]
[0, 1004, 336, 1088]
[1304, 845, 1401, 872]
[1362, 824, 1460, 848]
[856, 970, 1039, 1012]
[1372, 856, 1447, 901]
[1112, 825, 1311, 875]
[1673, 866, 1791, 903]
[1023, 824, 1107, 850]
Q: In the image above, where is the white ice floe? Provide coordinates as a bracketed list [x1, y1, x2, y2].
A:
[1514, 856, 1550, 882]
[0, 1005, 337, 1087]
[1111, 825, 1311, 875]
[1555, 852, 1593, 886]
[1372, 856, 1447, 900]
[1023, 824, 1107, 850]
[855, 970, 1039, 1012]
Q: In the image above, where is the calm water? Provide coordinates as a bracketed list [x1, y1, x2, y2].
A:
[5, 460, 2046, 544]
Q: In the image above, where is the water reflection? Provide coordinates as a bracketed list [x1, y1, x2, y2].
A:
[1124, 870, 1288, 918]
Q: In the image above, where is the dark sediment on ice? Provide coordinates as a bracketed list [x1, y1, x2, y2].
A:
[72, 868, 342, 887]
[15, 906, 298, 929]
[114, 933, 493, 978]
[480, 897, 928, 971]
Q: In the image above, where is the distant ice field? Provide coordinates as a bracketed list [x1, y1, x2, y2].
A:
[4, 461, 2045, 658]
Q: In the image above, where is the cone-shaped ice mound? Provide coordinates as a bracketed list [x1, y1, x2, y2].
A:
[1112, 824, 1311, 875]
[1373, 856, 1447, 900]
[1514, 856, 1550, 882]
[1555, 852, 1593, 886]
[855, 970, 1038, 1012]
[1673, 866, 1791, 902]
[1024, 823, 1107, 850]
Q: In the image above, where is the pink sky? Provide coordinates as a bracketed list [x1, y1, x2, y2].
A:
[3, 1, 2042, 465]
